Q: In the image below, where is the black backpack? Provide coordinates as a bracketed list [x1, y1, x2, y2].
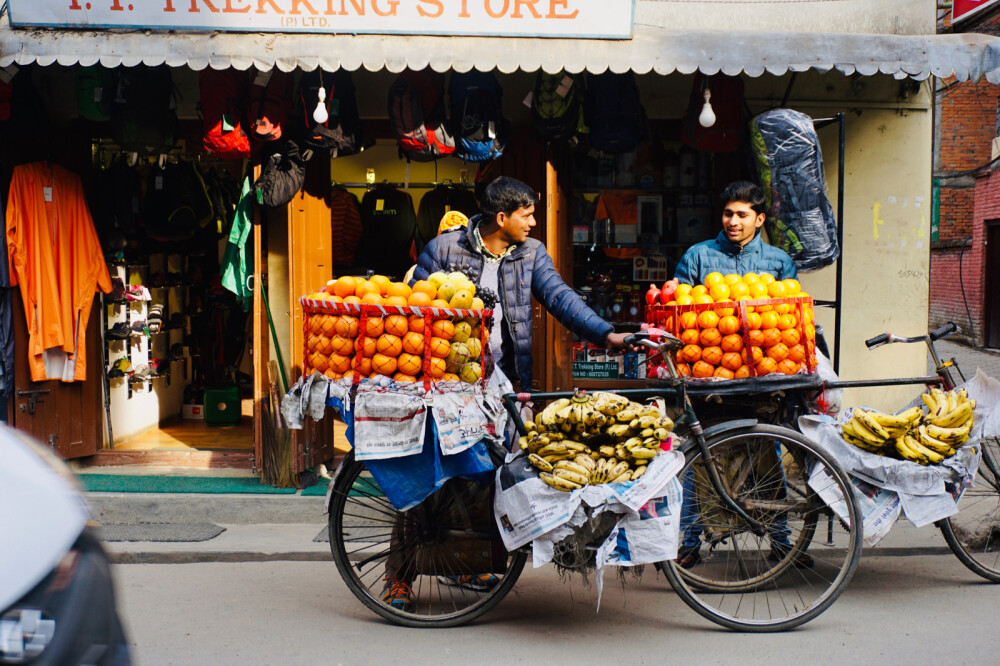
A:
[449, 71, 508, 162]
[584, 72, 645, 154]
[387, 70, 455, 162]
[253, 139, 305, 210]
[294, 69, 362, 158]
[141, 161, 214, 241]
[112, 65, 178, 155]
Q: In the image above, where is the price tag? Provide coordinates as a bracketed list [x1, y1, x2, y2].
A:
[556, 75, 574, 98]
[253, 70, 272, 87]
[155, 176, 163, 191]
[375, 199, 384, 212]
[522, 91, 533, 108]
[43, 187, 53, 202]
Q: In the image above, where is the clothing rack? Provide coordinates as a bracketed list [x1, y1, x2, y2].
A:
[332, 181, 475, 189]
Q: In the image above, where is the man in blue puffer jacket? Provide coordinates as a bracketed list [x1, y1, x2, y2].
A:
[674, 181, 797, 285]
[413, 176, 629, 390]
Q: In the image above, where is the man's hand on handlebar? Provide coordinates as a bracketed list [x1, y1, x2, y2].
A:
[605, 332, 633, 350]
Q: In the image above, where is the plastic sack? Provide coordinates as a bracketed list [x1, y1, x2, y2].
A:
[750, 109, 839, 272]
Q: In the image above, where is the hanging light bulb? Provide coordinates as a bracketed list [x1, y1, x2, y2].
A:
[313, 86, 329, 125]
[698, 89, 716, 128]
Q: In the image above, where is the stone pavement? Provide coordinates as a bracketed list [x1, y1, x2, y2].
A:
[932, 339, 1000, 382]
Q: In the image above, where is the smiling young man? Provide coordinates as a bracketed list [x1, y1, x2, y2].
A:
[673, 181, 797, 286]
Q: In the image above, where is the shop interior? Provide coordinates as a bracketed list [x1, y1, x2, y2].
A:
[0, 62, 879, 455]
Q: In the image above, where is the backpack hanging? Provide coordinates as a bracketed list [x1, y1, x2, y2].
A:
[141, 161, 213, 242]
[681, 73, 746, 153]
[294, 69, 362, 158]
[200, 68, 251, 160]
[449, 71, 508, 163]
[253, 139, 306, 209]
[76, 66, 116, 122]
[584, 71, 645, 154]
[245, 68, 294, 144]
[387, 69, 455, 162]
[112, 65, 178, 156]
[531, 71, 584, 142]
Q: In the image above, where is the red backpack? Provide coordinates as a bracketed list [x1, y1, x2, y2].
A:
[387, 70, 454, 162]
[199, 69, 250, 160]
[246, 69, 294, 144]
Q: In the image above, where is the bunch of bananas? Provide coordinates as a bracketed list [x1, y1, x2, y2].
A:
[520, 390, 674, 492]
[840, 388, 976, 466]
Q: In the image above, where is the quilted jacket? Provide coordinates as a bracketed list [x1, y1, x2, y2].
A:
[413, 216, 613, 388]
[673, 231, 798, 285]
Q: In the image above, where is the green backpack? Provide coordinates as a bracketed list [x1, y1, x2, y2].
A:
[531, 71, 585, 142]
[76, 66, 115, 122]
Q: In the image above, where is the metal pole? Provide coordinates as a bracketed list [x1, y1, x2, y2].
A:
[833, 112, 845, 374]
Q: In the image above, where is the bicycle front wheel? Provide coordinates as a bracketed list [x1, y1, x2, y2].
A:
[663, 424, 863, 632]
[328, 452, 526, 628]
[940, 437, 1000, 582]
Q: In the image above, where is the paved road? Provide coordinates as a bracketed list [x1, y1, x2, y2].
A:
[113, 554, 999, 665]
[932, 340, 1000, 382]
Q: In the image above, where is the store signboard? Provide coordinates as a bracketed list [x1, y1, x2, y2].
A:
[8, 0, 635, 39]
[952, 0, 1000, 23]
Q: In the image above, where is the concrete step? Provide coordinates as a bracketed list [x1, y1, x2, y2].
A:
[86, 492, 329, 525]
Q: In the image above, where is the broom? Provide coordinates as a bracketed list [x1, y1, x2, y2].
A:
[261, 359, 297, 488]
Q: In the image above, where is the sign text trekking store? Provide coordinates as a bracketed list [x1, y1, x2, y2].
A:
[9, 0, 635, 39]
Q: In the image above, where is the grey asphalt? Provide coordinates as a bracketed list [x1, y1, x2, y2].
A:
[932, 340, 1000, 382]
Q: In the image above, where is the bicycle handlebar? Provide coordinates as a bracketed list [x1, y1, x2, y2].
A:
[866, 321, 958, 350]
[930, 322, 958, 341]
[864, 333, 890, 350]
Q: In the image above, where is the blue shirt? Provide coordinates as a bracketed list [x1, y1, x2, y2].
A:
[674, 231, 798, 285]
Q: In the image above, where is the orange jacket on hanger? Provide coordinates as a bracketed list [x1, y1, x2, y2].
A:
[6, 162, 111, 382]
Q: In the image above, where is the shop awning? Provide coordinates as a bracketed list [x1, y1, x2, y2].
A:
[2, 15, 1000, 83]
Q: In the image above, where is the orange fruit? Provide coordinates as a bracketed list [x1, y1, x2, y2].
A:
[376, 334, 403, 357]
[332, 276, 358, 298]
[431, 299, 451, 308]
[699, 328, 722, 347]
[679, 312, 699, 329]
[715, 299, 735, 317]
[680, 344, 703, 363]
[361, 292, 384, 306]
[748, 282, 769, 299]
[759, 311, 779, 329]
[341, 369, 354, 381]
[805, 323, 816, 340]
[766, 343, 789, 362]
[384, 296, 408, 307]
[803, 306, 814, 325]
[355, 280, 379, 300]
[411, 280, 437, 299]
[329, 354, 352, 374]
[402, 331, 425, 355]
[384, 314, 409, 337]
[307, 333, 322, 352]
[691, 285, 709, 297]
[758, 273, 776, 285]
[720, 334, 744, 353]
[386, 282, 412, 300]
[709, 283, 731, 301]
[309, 315, 324, 335]
[697, 310, 719, 329]
[693, 294, 714, 305]
[704, 272, 725, 288]
[334, 316, 359, 338]
[718, 315, 740, 335]
[721, 351, 743, 371]
[357, 336, 378, 357]
[735, 364, 752, 379]
[370, 275, 392, 296]
[310, 352, 329, 373]
[767, 281, 787, 299]
[364, 316, 385, 337]
[714, 366, 735, 380]
[780, 328, 801, 347]
[325, 369, 342, 381]
[429, 337, 451, 358]
[773, 303, 792, 315]
[746, 312, 762, 330]
[426, 357, 447, 378]
[781, 279, 801, 296]
[393, 372, 417, 383]
[409, 315, 426, 333]
[729, 282, 750, 299]
[741, 346, 764, 365]
[701, 346, 724, 365]
[440, 373, 461, 382]
[343, 295, 361, 305]
[431, 319, 454, 340]
[396, 352, 423, 375]
[680, 328, 700, 345]
[691, 360, 715, 378]
[756, 357, 778, 376]
[777, 359, 799, 375]
[762, 328, 782, 348]
[748, 329, 766, 347]
[675, 284, 693, 297]
[676, 362, 692, 377]
[320, 315, 338, 336]
[777, 314, 798, 331]
[741, 272, 760, 284]
[408, 291, 432, 307]
[723, 273, 741, 286]
[330, 336, 355, 356]
[355, 356, 373, 376]
[372, 353, 397, 376]
[788, 344, 807, 364]
[675, 295, 694, 306]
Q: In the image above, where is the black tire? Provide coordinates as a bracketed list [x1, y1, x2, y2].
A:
[662, 424, 863, 632]
[328, 452, 526, 627]
[940, 437, 1000, 582]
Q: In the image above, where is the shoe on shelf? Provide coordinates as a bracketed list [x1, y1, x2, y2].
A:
[677, 543, 702, 569]
[768, 542, 814, 569]
[110, 277, 126, 301]
[380, 578, 413, 611]
[437, 574, 500, 592]
[108, 357, 132, 378]
[125, 285, 151, 302]
[106, 322, 131, 340]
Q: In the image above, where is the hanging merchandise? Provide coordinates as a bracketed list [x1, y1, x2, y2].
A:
[357, 184, 417, 278]
[327, 187, 363, 268]
[199, 68, 251, 160]
[245, 68, 294, 144]
[253, 138, 305, 209]
[414, 184, 479, 247]
[92, 158, 140, 248]
[584, 71, 645, 154]
[531, 70, 585, 143]
[111, 65, 178, 156]
[449, 71, 509, 163]
[76, 66, 116, 123]
[294, 69, 363, 158]
[750, 108, 839, 272]
[141, 160, 215, 241]
[681, 73, 746, 153]
[0, 169, 13, 398]
[220, 176, 254, 312]
[5, 162, 112, 382]
[387, 69, 455, 162]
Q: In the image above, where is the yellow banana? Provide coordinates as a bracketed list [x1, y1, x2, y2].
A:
[894, 436, 928, 465]
[920, 392, 939, 415]
[928, 401, 974, 429]
[555, 459, 592, 477]
[854, 410, 891, 439]
[573, 454, 597, 472]
[929, 388, 949, 416]
[631, 466, 648, 481]
[609, 470, 633, 484]
[539, 398, 571, 425]
[538, 443, 568, 457]
[553, 467, 590, 486]
[869, 406, 923, 429]
[843, 432, 882, 453]
[539, 472, 581, 491]
[925, 420, 972, 443]
[906, 434, 944, 464]
[915, 432, 955, 458]
[631, 447, 658, 460]
[528, 453, 554, 472]
[606, 424, 630, 439]
[843, 418, 885, 446]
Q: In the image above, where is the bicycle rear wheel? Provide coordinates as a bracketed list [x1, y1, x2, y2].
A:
[662, 424, 863, 632]
[940, 437, 1000, 582]
[328, 452, 526, 627]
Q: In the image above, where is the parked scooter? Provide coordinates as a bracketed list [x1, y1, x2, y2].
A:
[0, 426, 131, 665]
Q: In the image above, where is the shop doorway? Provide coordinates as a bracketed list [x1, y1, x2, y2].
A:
[986, 221, 1000, 349]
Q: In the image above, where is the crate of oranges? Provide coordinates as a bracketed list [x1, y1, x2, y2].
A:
[300, 271, 494, 390]
[646, 271, 817, 380]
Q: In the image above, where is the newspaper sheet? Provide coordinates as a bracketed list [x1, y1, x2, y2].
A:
[808, 464, 901, 545]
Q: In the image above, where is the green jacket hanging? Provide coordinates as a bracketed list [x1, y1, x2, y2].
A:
[221, 176, 253, 312]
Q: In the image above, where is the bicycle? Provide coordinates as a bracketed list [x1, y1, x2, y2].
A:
[326, 330, 863, 631]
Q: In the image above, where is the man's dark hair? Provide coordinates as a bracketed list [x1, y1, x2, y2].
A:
[481, 176, 538, 220]
[721, 181, 766, 215]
